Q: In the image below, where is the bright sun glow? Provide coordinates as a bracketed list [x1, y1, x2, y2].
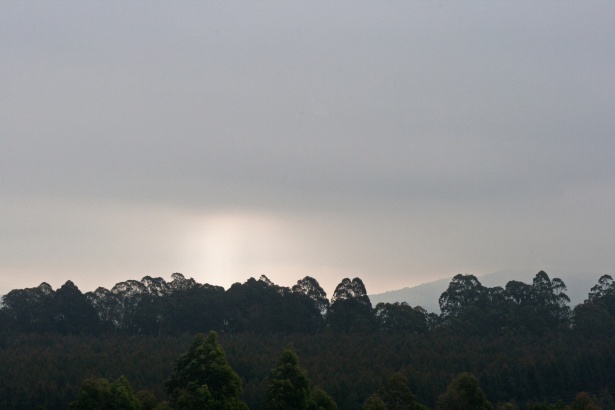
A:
[181, 212, 295, 288]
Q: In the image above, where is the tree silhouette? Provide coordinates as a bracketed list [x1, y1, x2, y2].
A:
[374, 302, 428, 334]
[293, 276, 330, 316]
[327, 278, 375, 333]
[439, 274, 486, 320]
[52, 280, 100, 334]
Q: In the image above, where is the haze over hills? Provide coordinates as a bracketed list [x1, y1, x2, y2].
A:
[1, 269, 600, 312]
[369, 269, 600, 313]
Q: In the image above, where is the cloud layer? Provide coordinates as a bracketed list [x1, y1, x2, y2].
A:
[2, 1, 614, 295]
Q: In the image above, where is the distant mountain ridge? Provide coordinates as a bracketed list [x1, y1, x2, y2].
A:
[369, 269, 599, 313]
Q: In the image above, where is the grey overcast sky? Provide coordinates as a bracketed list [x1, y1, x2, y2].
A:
[1, 1, 614, 297]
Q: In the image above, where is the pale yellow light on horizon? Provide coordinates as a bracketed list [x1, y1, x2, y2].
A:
[181, 212, 296, 289]
[179, 211, 381, 295]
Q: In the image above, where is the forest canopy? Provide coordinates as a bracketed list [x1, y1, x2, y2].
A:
[1, 271, 615, 409]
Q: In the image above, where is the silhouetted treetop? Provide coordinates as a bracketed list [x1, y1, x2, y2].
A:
[166, 331, 248, 409]
[292, 276, 330, 316]
[588, 274, 615, 302]
[438, 274, 485, 319]
[331, 277, 371, 306]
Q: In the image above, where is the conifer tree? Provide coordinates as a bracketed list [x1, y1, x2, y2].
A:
[264, 345, 311, 410]
[166, 331, 248, 410]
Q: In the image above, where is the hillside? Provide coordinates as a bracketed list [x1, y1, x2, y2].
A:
[369, 269, 597, 312]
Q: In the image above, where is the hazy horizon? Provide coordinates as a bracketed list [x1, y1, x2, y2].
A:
[2, 1, 614, 298]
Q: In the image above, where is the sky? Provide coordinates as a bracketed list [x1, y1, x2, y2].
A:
[1, 1, 615, 298]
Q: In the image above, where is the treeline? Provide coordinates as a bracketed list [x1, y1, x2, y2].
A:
[1, 271, 615, 409]
[2, 271, 615, 337]
[0, 274, 396, 336]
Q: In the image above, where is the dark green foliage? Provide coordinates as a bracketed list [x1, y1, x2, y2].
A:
[572, 302, 615, 337]
[438, 275, 508, 335]
[264, 345, 311, 410]
[154, 284, 226, 335]
[573, 274, 615, 338]
[308, 387, 338, 410]
[166, 331, 248, 410]
[136, 389, 160, 410]
[1, 281, 101, 334]
[327, 277, 375, 333]
[439, 274, 486, 320]
[2, 330, 615, 409]
[4, 272, 615, 409]
[495, 402, 518, 410]
[1, 282, 55, 332]
[363, 394, 388, 410]
[293, 276, 331, 316]
[52, 280, 101, 334]
[588, 275, 615, 302]
[69, 375, 141, 410]
[527, 402, 564, 410]
[382, 372, 417, 410]
[375, 302, 428, 334]
[362, 372, 422, 410]
[567, 392, 601, 410]
[225, 276, 323, 334]
[0, 270, 583, 337]
[437, 271, 572, 335]
[436, 373, 492, 410]
[528, 272, 571, 330]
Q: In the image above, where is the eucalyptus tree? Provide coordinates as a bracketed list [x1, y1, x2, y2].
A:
[293, 276, 330, 316]
[327, 277, 375, 333]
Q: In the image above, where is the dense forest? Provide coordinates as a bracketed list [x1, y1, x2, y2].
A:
[1, 271, 615, 409]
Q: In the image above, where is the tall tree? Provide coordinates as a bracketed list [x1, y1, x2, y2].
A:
[588, 275, 615, 301]
[69, 376, 141, 410]
[308, 387, 338, 410]
[331, 278, 371, 306]
[293, 276, 330, 316]
[265, 345, 311, 410]
[224, 276, 322, 334]
[505, 281, 533, 305]
[166, 331, 248, 410]
[52, 280, 100, 334]
[572, 302, 615, 337]
[587, 274, 615, 316]
[439, 274, 486, 320]
[1, 282, 55, 332]
[382, 372, 416, 410]
[327, 278, 375, 333]
[436, 373, 492, 410]
[572, 275, 615, 337]
[530, 271, 571, 330]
